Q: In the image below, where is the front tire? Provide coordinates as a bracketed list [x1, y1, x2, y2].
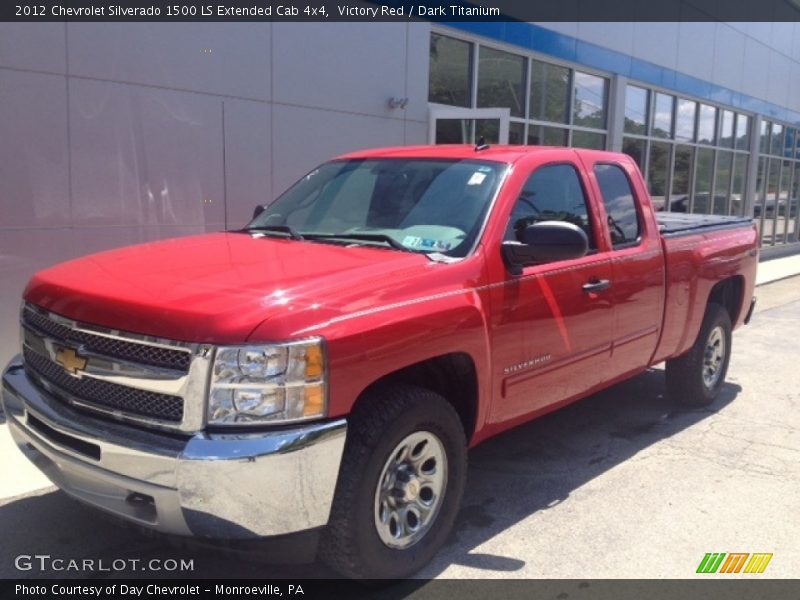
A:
[666, 302, 732, 407]
[319, 384, 467, 579]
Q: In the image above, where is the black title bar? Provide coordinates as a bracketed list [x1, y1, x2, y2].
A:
[4, 579, 800, 600]
[3, 0, 800, 22]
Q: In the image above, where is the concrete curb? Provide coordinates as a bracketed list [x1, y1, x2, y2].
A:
[756, 254, 800, 286]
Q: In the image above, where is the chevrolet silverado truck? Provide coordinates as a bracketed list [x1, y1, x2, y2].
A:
[2, 146, 757, 578]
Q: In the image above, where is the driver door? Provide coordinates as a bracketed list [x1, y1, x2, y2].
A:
[487, 162, 615, 423]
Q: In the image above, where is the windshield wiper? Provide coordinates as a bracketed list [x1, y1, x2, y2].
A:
[303, 233, 414, 252]
[242, 224, 304, 240]
[243, 227, 426, 254]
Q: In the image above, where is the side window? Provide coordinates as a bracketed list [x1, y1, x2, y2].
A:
[504, 163, 595, 248]
[594, 164, 641, 247]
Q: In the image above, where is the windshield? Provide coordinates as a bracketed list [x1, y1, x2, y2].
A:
[246, 158, 507, 258]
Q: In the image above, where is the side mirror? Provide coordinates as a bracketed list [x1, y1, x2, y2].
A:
[252, 205, 266, 220]
[502, 221, 588, 275]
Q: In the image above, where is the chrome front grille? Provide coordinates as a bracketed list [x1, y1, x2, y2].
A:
[23, 309, 191, 371]
[23, 347, 184, 422]
[20, 303, 213, 432]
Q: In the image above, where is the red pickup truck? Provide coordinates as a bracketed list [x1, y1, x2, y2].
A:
[2, 146, 757, 578]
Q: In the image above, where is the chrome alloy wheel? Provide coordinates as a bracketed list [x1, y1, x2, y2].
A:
[374, 431, 448, 549]
[702, 325, 726, 390]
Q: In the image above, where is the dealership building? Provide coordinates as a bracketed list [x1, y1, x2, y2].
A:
[1, 18, 799, 362]
[427, 20, 800, 254]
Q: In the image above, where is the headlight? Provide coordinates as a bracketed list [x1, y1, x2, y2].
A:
[208, 338, 326, 425]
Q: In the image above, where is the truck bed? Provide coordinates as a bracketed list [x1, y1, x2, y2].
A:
[656, 212, 754, 237]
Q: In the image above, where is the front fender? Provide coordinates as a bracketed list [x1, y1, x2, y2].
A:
[262, 285, 493, 440]
[333, 287, 490, 426]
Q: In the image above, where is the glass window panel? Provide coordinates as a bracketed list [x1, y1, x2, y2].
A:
[731, 153, 748, 216]
[505, 164, 596, 248]
[713, 151, 733, 215]
[675, 99, 697, 142]
[783, 128, 795, 158]
[793, 163, 800, 204]
[509, 121, 525, 145]
[693, 147, 714, 214]
[429, 34, 472, 107]
[719, 110, 735, 148]
[770, 123, 784, 156]
[622, 137, 646, 173]
[594, 164, 640, 246]
[735, 114, 750, 151]
[477, 47, 526, 117]
[572, 71, 608, 129]
[754, 156, 767, 221]
[790, 163, 800, 240]
[624, 85, 648, 135]
[671, 145, 694, 213]
[648, 141, 670, 211]
[527, 125, 568, 146]
[529, 60, 570, 124]
[652, 93, 674, 139]
[697, 104, 717, 145]
[775, 159, 792, 243]
[435, 119, 473, 144]
[475, 119, 499, 144]
[763, 158, 780, 244]
[571, 130, 606, 150]
[753, 157, 767, 240]
[760, 121, 771, 155]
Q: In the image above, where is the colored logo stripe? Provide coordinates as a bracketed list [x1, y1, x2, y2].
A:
[697, 553, 726, 573]
[744, 553, 773, 573]
[697, 553, 772, 574]
[719, 553, 749, 573]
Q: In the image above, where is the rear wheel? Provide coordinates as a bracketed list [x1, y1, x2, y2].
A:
[666, 302, 732, 407]
[319, 384, 467, 579]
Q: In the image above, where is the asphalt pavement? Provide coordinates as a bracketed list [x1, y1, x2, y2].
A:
[1, 276, 798, 581]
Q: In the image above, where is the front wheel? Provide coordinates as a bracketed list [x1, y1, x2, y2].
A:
[666, 302, 732, 407]
[319, 384, 467, 579]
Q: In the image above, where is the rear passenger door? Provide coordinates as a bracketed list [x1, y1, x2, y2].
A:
[586, 160, 666, 382]
[488, 162, 615, 423]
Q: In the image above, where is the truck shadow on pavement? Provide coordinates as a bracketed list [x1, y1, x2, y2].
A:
[0, 367, 739, 580]
[422, 366, 741, 577]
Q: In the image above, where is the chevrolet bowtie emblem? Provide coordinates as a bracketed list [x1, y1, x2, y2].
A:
[55, 347, 88, 375]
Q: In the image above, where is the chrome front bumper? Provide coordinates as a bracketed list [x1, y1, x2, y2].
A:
[1, 356, 347, 539]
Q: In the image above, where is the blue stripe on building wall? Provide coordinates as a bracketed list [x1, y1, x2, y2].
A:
[446, 21, 800, 126]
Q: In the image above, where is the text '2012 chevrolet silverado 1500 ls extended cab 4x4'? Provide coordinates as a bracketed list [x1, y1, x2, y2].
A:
[3, 146, 757, 578]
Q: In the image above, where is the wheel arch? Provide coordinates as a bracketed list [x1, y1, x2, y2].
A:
[707, 275, 745, 324]
[352, 352, 479, 442]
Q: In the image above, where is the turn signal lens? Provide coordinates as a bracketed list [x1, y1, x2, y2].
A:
[303, 384, 325, 417]
[305, 344, 324, 380]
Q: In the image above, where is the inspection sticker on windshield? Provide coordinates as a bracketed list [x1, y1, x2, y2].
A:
[467, 172, 487, 186]
[403, 236, 452, 251]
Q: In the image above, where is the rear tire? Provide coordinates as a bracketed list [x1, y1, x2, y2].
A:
[666, 302, 732, 407]
[319, 384, 467, 579]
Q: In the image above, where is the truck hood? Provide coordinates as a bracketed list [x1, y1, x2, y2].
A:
[23, 232, 437, 343]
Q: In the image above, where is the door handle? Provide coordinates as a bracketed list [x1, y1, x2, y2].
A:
[582, 278, 611, 293]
